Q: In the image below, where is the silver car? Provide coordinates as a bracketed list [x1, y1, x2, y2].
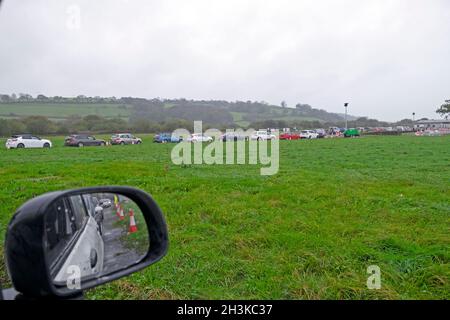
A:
[111, 133, 142, 145]
[45, 195, 104, 284]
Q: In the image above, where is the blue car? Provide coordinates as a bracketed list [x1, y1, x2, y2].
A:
[170, 135, 183, 143]
[153, 133, 183, 143]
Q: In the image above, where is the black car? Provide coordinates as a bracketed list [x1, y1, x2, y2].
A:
[221, 132, 246, 142]
[65, 134, 106, 147]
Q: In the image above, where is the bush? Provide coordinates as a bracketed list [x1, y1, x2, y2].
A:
[0, 119, 27, 137]
[23, 116, 56, 134]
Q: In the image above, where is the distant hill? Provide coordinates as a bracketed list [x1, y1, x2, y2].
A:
[336, 113, 358, 121]
[0, 95, 355, 127]
[0, 103, 131, 120]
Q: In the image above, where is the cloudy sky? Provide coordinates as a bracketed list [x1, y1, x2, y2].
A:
[1, 0, 449, 121]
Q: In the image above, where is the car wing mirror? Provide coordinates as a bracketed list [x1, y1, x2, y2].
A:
[4, 186, 168, 299]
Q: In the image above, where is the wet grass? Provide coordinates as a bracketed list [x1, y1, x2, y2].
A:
[0, 134, 449, 299]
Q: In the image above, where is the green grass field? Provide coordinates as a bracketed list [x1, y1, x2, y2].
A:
[0, 103, 131, 119]
[0, 135, 448, 299]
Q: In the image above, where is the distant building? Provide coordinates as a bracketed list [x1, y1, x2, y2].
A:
[414, 119, 450, 129]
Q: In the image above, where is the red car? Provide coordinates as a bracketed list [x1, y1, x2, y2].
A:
[280, 133, 301, 140]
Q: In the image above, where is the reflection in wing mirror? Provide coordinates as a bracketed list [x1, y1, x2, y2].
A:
[3, 187, 168, 300]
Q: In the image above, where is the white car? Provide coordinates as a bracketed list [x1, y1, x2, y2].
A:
[5, 134, 52, 149]
[423, 130, 442, 137]
[300, 130, 319, 139]
[250, 131, 276, 141]
[187, 133, 213, 143]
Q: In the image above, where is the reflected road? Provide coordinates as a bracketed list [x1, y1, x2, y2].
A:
[101, 206, 142, 275]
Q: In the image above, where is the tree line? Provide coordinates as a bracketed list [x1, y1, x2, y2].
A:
[0, 94, 120, 104]
[0, 114, 417, 138]
[0, 115, 219, 137]
[436, 100, 450, 119]
[0, 94, 350, 125]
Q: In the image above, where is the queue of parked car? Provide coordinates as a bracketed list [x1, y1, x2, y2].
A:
[4, 133, 139, 149]
[278, 128, 360, 140]
[64, 133, 144, 147]
[4, 127, 364, 150]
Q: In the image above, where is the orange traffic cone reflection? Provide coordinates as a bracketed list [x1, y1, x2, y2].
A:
[119, 205, 125, 221]
[116, 203, 121, 218]
[128, 209, 138, 233]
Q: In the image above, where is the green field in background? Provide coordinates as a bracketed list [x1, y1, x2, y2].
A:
[0, 135, 448, 299]
[0, 103, 131, 119]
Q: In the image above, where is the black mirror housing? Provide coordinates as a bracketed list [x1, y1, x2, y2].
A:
[4, 186, 168, 298]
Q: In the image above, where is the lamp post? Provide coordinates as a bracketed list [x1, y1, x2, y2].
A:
[412, 112, 415, 122]
[344, 103, 349, 130]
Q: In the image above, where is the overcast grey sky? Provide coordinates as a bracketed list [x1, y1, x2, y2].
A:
[1, 0, 449, 121]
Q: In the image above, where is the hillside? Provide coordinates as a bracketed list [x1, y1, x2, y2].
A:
[0, 103, 131, 120]
[0, 96, 349, 127]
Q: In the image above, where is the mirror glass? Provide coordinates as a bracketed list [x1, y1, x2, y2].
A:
[43, 192, 149, 287]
